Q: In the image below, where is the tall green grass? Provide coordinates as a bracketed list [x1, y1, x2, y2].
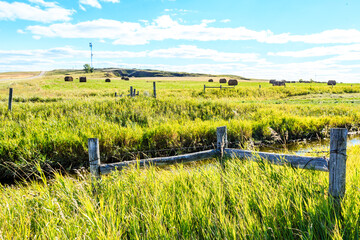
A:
[1, 145, 359, 239]
[0, 75, 360, 179]
[0, 96, 359, 180]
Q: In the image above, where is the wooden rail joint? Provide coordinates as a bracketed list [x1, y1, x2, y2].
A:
[88, 126, 348, 204]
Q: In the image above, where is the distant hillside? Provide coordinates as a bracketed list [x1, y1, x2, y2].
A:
[48, 68, 261, 81]
[108, 68, 212, 78]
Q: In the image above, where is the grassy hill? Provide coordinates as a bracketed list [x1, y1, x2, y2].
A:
[45, 68, 262, 80]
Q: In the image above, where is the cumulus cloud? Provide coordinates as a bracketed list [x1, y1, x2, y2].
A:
[0, 1, 74, 22]
[269, 44, 360, 58]
[24, 15, 360, 45]
[24, 15, 283, 44]
[148, 45, 263, 63]
[220, 19, 231, 23]
[0, 45, 261, 63]
[79, 0, 119, 9]
[101, 0, 119, 2]
[28, 0, 58, 8]
[79, 0, 101, 8]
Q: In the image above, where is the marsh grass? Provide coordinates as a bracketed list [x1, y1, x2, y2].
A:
[0, 146, 359, 239]
[0, 74, 360, 180]
[1, 71, 360, 238]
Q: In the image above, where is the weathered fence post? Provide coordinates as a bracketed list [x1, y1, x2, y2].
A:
[88, 138, 101, 180]
[115, 92, 117, 97]
[259, 85, 261, 89]
[204, 85, 206, 93]
[153, 82, 157, 98]
[220, 85, 222, 90]
[8, 88, 13, 111]
[133, 88, 136, 96]
[329, 128, 348, 200]
[217, 126, 228, 158]
[130, 86, 133, 97]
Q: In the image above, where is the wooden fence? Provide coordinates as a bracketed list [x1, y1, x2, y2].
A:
[89, 126, 348, 199]
[203, 85, 234, 93]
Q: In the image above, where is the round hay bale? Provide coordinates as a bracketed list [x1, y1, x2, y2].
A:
[219, 78, 227, 83]
[64, 76, 73, 82]
[79, 76, 87, 82]
[228, 79, 238, 86]
[328, 80, 336, 86]
[208, 79, 213, 82]
[124, 77, 129, 81]
[105, 78, 111, 82]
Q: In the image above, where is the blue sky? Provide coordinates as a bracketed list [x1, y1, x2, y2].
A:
[1, 0, 360, 82]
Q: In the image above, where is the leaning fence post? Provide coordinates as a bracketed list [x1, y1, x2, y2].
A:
[329, 128, 347, 200]
[217, 126, 228, 159]
[130, 86, 133, 97]
[153, 82, 157, 98]
[8, 88, 13, 111]
[88, 138, 101, 180]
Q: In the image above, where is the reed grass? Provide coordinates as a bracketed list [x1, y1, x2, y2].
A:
[0, 145, 359, 239]
[0, 73, 360, 180]
[0, 71, 359, 238]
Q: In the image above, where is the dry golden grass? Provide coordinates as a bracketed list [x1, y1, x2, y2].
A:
[0, 71, 40, 80]
[134, 76, 259, 82]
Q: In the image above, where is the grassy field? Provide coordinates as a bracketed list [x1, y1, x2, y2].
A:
[0, 69, 359, 238]
[0, 70, 359, 179]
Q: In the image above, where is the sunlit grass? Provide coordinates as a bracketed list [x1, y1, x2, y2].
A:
[0, 72, 360, 179]
[0, 145, 359, 239]
[0, 70, 360, 238]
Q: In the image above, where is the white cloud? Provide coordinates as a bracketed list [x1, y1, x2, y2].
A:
[79, 4, 86, 11]
[79, 0, 119, 9]
[0, 45, 261, 63]
[29, 0, 57, 8]
[0, 1, 74, 22]
[220, 19, 231, 23]
[101, 0, 119, 2]
[289, 29, 360, 44]
[79, 0, 101, 8]
[201, 19, 216, 25]
[269, 44, 360, 58]
[148, 45, 263, 63]
[25, 15, 281, 44]
[24, 15, 360, 45]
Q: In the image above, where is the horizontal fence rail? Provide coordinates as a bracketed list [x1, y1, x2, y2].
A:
[203, 85, 235, 93]
[100, 149, 217, 175]
[88, 126, 347, 200]
[225, 149, 329, 172]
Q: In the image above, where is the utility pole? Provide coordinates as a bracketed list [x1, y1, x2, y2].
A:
[89, 42, 93, 68]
